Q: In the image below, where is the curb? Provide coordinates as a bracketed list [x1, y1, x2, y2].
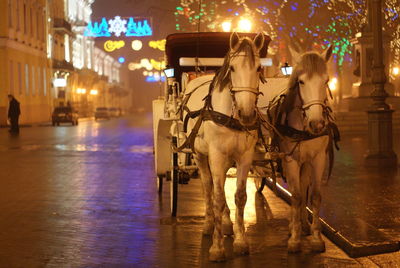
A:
[1, 117, 95, 128]
[264, 178, 400, 258]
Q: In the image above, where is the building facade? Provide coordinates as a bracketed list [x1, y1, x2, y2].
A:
[0, 0, 128, 125]
[0, 0, 52, 125]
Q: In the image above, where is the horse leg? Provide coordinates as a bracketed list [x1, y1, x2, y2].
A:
[208, 151, 230, 262]
[300, 163, 311, 236]
[285, 160, 302, 253]
[222, 197, 234, 236]
[194, 153, 214, 236]
[233, 152, 253, 255]
[310, 153, 326, 252]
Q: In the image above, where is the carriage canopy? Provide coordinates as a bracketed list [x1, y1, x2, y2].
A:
[165, 32, 271, 80]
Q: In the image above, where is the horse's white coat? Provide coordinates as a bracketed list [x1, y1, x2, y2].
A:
[281, 46, 333, 253]
[186, 32, 264, 261]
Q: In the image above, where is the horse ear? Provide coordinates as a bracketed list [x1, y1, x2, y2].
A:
[322, 46, 333, 62]
[253, 32, 264, 52]
[230, 32, 240, 50]
[289, 46, 301, 65]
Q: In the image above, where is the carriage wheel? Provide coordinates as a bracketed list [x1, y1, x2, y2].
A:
[170, 137, 179, 217]
[255, 177, 267, 193]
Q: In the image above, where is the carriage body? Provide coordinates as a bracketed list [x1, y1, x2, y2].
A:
[152, 32, 289, 215]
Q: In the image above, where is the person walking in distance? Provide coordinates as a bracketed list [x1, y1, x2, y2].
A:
[8, 94, 20, 134]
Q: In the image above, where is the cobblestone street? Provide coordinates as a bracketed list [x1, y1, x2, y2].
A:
[0, 115, 398, 267]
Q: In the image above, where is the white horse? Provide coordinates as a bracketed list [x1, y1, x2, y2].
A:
[185, 32, 265, 261]
[276, 46, 334, 253]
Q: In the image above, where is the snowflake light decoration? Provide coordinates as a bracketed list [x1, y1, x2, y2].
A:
[108, 16, 127, 37]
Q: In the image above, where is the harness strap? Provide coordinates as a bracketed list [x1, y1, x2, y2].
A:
[203, 110, 259, 131]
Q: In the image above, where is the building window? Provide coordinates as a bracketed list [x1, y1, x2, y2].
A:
[8, 0, 12, 27]
[43, 67, 47, 96]
[23, 3, 27, 34]
[25, 63, 29, 95]
[30, 7, 34, 37]
[9, 61, 14, 94]
[31, 65, 35, 95]
[47, 34, 52, 59]
[65, 34, 70, 62]
[36, 10, 40, 39]
[16, 0, 20, 30]
[17, 62, 22, 95]
[37, 66, 41, 96]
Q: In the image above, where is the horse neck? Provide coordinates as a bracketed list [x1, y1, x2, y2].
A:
[210, 86, 233, 116]
[285, 93, 304, 131]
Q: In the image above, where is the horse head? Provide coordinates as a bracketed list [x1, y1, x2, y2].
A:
[218, 32, 264, 127]
[289, 46, 333, 135]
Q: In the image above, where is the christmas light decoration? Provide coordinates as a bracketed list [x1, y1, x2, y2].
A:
[108, 16, 127, 37]
[131, 40, 143, 51]
[148, 39, 166, 51]
[84, 17, 153, 37]
[104, 40, 125, 52]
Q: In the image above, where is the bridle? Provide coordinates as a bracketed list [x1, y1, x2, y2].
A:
[226, 52, 263, 119]
[293, 80, 333, 133]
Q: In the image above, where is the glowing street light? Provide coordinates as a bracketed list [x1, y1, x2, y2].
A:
[392, 66, 399, 76]
[76, 88, 86, 94]
[222, 21, 232, 32]
[90, 89, 98, 95]
[329, 77, 338, 91]
[238, 18, 252, 32]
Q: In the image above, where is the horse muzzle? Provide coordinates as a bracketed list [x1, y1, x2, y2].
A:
[238, 110, 257, 127]
[308, 119, 326, 135]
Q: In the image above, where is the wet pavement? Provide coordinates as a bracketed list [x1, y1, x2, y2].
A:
[0, 114, 399, 267]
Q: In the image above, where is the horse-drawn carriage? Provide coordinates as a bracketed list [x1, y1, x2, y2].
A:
[153, 31, 339, 261]
[152, 32, 287, 216]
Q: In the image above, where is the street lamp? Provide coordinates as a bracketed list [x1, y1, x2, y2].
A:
[237, 18, 252, 32]
[222, 21, 232, 32]
[392, 66, 399, 76]
[280, 63, 293, 76]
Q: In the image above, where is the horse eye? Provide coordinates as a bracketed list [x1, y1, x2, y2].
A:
[230, 66, 235, 72]
[299, 80, 305, 85]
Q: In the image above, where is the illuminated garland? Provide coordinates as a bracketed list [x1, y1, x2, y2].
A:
[149, 39, 166, 51]
[84, 16, 153, 37]
[174, 0, 400, 68]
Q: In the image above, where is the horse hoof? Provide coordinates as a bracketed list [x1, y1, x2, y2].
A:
[311, 239, 326, 252]
[288, 240, 301, 253]
[202, 222, 214, 236]
[222, 223, 234, 236]
[233, 240, 250, 255]
[209, 248, 226, 262]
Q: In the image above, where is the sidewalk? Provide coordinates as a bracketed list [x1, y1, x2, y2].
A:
[266, 129, 400, 259]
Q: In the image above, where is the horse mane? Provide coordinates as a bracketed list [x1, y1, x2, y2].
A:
[210, 38, 257, 92]
[280, 51, 327, 114]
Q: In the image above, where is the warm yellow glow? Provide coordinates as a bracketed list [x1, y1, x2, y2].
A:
[131, 40, 143, 51]
[238, 18, 252, 32]
[104, 40, 125, 52]
[150, 59, 166, 70]
[222, 21, 232, 32]
[148, 40, 166, 51]
[90, 89, 98, 95]
[393, 67, 399, 76]
[329, 77, 338, 91]
[76, 88, 87, 94]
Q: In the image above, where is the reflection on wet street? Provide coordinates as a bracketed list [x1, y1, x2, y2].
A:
[0, 115, 375, 266]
